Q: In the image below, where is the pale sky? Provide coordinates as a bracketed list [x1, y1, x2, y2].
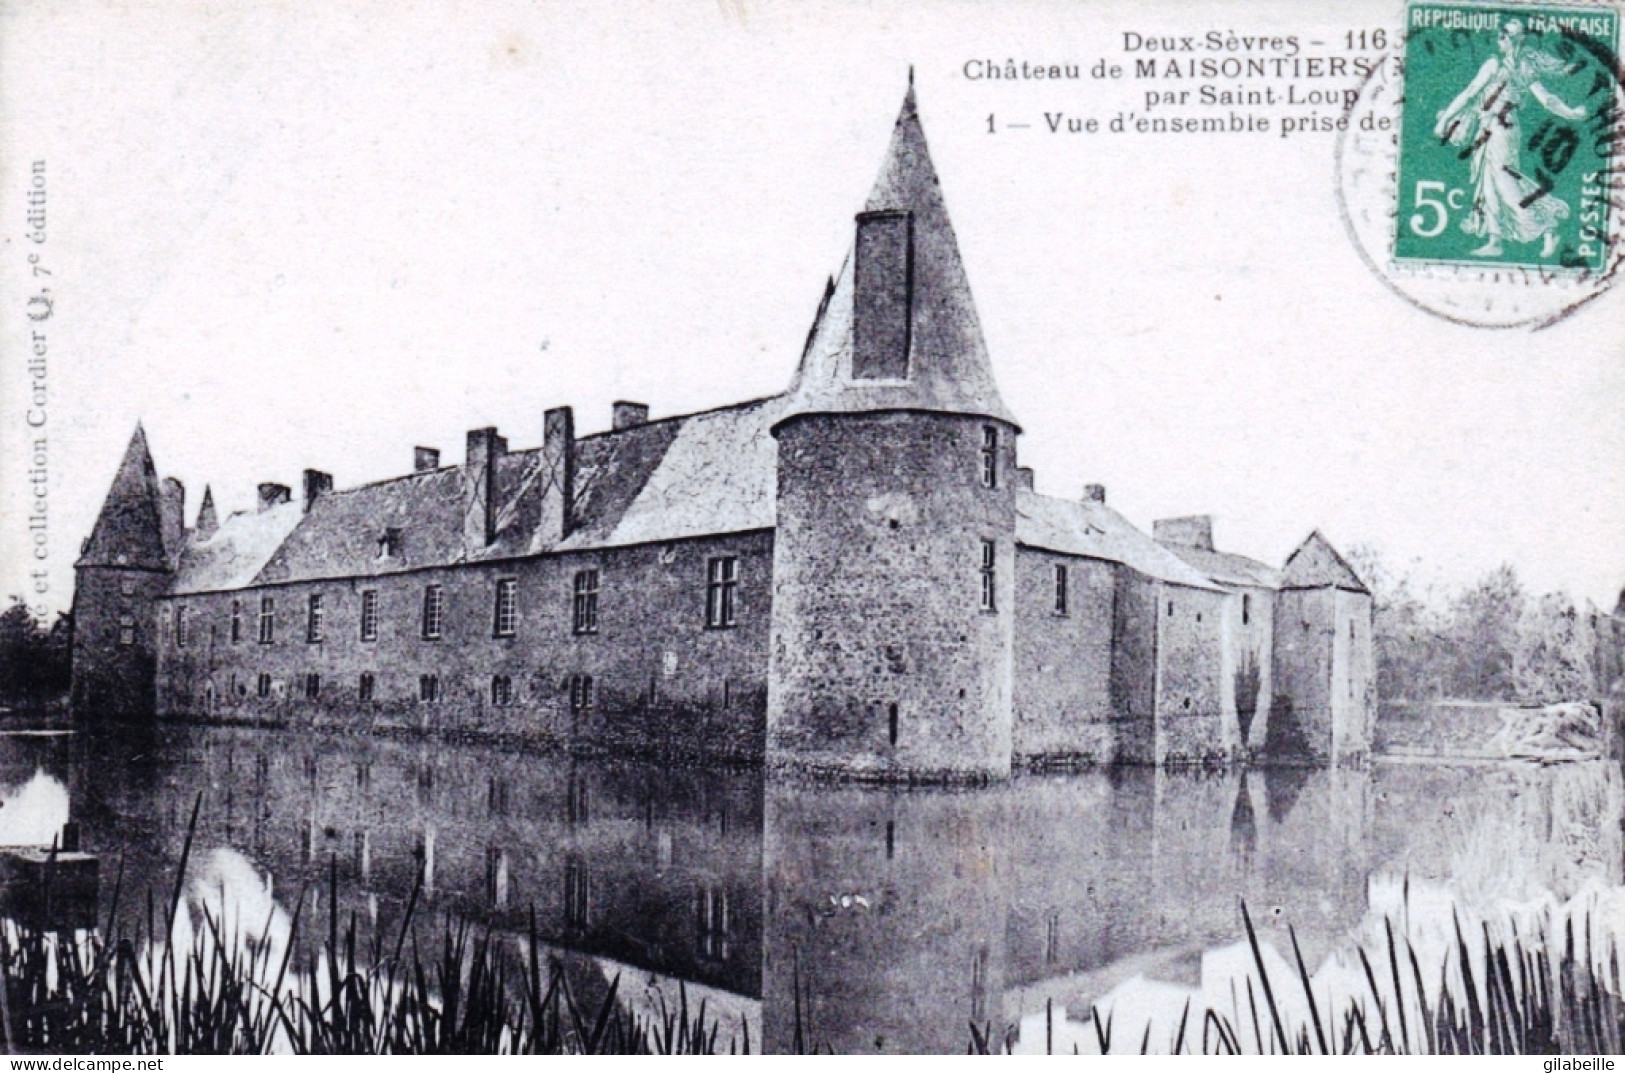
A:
[2, 0, 1622, 618]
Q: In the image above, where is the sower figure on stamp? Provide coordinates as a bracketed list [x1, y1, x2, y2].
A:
[1433, 18, 1587, 258]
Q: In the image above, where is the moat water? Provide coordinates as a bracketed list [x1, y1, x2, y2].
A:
[1, 723, 1621, 1053]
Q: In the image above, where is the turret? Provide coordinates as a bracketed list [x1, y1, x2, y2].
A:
[1268, 531, 1373, 763]
[69, 424, 173, 719]
[767, 84, 1020, 781]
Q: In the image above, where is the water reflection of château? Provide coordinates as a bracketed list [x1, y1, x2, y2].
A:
[13, 727, 1615, 1054]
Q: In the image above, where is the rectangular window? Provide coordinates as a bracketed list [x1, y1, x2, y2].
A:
[1053, 564, 1068, 616]
[491, 674, 513, 707]
[358, 672, 375, 702]
[307, 593, 325, 643]
[418, 674, 441, 703]
[258, 596, 275, 644]
[698, 885, 731, 962]
[421, 585, 444, 640]
[377, 527, 402, 560]
[256, 672, 271, 698]
[572, 570, 599, 635]
[569, 674, 594, 714]
[486, 846, 509, 908]
[705, 557, 738, 628]
[1242, 593, 1251, 626]
[494, 578, 518, 637]
[359, 590, 378, 642]
[175, 606, 189, 648]
[304, 673, 320, 699]
[118, 616, 135, 646]
[564, 858, 589, 932]
[120, 577, 135, 597]
[230, 600, 242, 644]
[980, 426, 998, 489]
[979, 540, 997, 612]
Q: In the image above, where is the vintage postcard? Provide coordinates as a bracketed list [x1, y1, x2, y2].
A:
[1, 0, 1622, 1057]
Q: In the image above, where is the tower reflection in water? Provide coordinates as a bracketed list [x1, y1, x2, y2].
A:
[11, 727, 1620, 1054]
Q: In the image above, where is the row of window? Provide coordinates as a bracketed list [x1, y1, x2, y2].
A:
[243, 671, 602, 712]
[175, 558, 741, 649]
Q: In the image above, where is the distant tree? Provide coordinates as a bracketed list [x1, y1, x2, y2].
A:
[1347, 545, 1449, 701]
[0, 597, 72, 709]
[1445, 564, 1525, 700]
[1345, 551, 1608, 707]
[1514, 592, 1595, 704]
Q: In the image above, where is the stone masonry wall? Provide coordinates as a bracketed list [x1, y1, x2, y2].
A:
[768, 412, 1018, 781]
[1153, 583, 1229, 765]
[1271, 587, 1335, 762]
[1110, 570, 1159, 764]
[71, 567, 170, 719]
[1011, 549, 1116, 767]
[154, 530, 774, 762]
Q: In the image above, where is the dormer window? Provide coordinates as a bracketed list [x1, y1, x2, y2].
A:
[377, 528, 403, 560]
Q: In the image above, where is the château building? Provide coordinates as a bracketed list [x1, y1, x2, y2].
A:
[69, 86, 1376, 780]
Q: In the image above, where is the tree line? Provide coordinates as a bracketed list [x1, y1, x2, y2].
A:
[0, 597, 72, 710]
[1346, 548, 1622, 706]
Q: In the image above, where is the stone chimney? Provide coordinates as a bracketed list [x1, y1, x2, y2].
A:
[1016, 466, 1035, 491]
[463, 427, 506, 550]
[158, 477, 186, 558]
[1153, 515, 1214, 552]
[302, 469, 333, 513]
[852, 209, 914, 381]
[414, 446, 440, 472]
[542, 407, 575, 544]
[1083, 483, 1106, 504]
[612, 402, 649, 430]
[257, 482, 291, 512]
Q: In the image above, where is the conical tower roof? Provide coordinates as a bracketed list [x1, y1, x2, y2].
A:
[195, 484, 219, 540]
[777, 84, 1018, 430]
[1280, 530, 1369, 593]
[78, 424, 169, 570]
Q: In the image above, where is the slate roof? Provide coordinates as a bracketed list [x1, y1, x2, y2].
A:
[1016, 491, 1223, 591]
[170, 503, 305, 595]
[167, 396, 785, 594]
[1162, 544, 1281, 590]
[778, 86, 1019, 430]
[79, 425, 169, 571]
[1279, 531, 1369, 593]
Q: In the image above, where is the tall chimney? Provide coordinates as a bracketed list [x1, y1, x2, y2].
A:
[414, 446, 440, 472]
[612, 402, 650, 430]
[1083, 483, 1106, 504]
[159, 477, 186, 558]
[302, 469, 333, 513]
[852, 209, 913, 381]
[463, 428, 505, 550]
[257, 482, 291, 512]
[1153, 515, 1215, 552]
[542, 407, 575, 544]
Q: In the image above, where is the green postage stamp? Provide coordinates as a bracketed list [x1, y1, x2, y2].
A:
[1396, 3, 1619, 272]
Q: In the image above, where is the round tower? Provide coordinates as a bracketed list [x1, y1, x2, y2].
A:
[767, 87, 1020, 782]
[70, 424, 174, 720]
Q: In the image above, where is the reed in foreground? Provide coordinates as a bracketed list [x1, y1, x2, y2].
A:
[0, 795, 748, 1054]
[972, 896, 1625, 1055]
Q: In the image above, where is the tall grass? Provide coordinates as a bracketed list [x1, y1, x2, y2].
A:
[0, 795, 749, 1054]
[973, 896, 1625, 1055]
